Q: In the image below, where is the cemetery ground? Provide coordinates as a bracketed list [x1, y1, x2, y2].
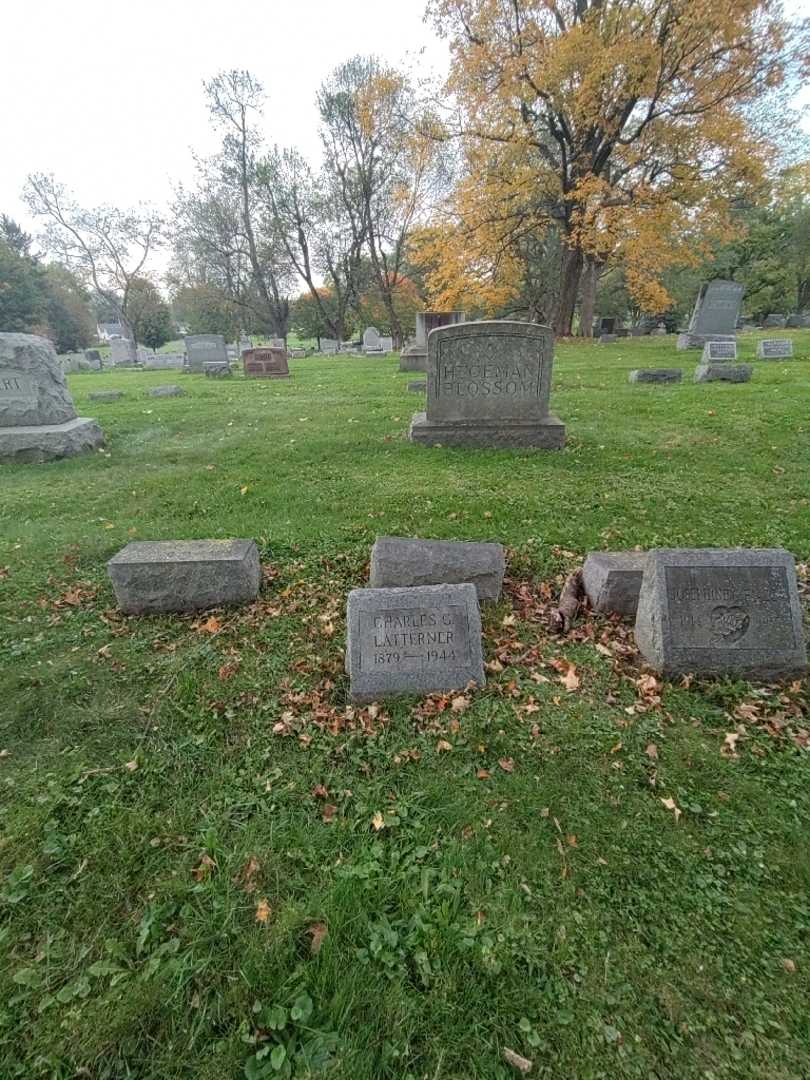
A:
[1, 333, 809, 1080]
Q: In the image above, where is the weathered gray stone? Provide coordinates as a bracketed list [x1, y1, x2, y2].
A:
[369, 536, 505, 601]
[289, 348, 307, 358]
[144, 352, 185, 370]
[346, 583, 485, 703]
[1, 333, 78, 427]
[84, 349, 102, 369]
[108, 539, 261, 614]
[702, 340, 737, 362]
[148, 385, 185, 397]
[599, 334, 617, 344]
[204, 361, 231, 378]
[763, 314, 787, 328]
[0, 333, 104, 463]
[410, 320, 565, 449]
[109, 337, 137, 366]
[634, 548, 807, 679]
[785, 314, 810, 328]
[694, 363, 752, 383]
[89, 390, 124, 402]
[683, 280, 744, 346]
[243, 348, 290, 378]
[0, 417, 104, 464]
[628, 368, 682, 384]
[757, 339, 793, 360]
[185, 334, 227, 372]
[363, 326, 383, 353]
[400, 311, 465, 372]
[407, 380, 427, 393]
[583, 551, 646, 616]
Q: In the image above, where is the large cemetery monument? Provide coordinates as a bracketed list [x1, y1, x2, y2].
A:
[400, 310, 466, 372]
[0, 333, 104, 463]
[409, 320, 565, 449]
[677, 280, 744, 350]
[184, 334, 228, 373]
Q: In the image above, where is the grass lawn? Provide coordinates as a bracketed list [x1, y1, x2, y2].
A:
[1, 332, 809, 1079]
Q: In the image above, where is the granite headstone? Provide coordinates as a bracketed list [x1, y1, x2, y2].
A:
[243, 348, 290, 379]
[628, 368, 682, 384]
[677, 280, 744, 349]
[400, 311, 465, 372]
[757, 339, 793, 360]
[369, 536, 505, 601]
[185, 334, 228, 373]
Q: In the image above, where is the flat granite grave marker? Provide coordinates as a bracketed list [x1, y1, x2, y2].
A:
[148, 385, 185, 397]
[634, 548, 807, 679]
[677, 280, 744, 349]
[204, 361, 231, 378]
[346, 583, 485, 703]
[143, 352, 185, 370]
[599, 334, 618, 344]
[629, 368, 682, 384]
[702, 340, 737, 362]
[89, 390, 124, 402]
[757, 339, 793, 360]
[369, 536, 505, 601]
[410, 320, 565, 449]
[185, 334, 228, 373]
[694, 363, 752, 383]
[108, 539, 261, 614]
[583, 551, 646, 616]
[0, 333, 104, 463]
[243, 348, 290, 379]
[400, 311, 465, 372]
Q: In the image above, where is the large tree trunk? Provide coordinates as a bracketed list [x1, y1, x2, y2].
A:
[578, 256, 598, 337]
[554, 243, 584, 337]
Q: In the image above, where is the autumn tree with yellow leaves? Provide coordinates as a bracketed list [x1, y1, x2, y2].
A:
[424, 0, 803, 335]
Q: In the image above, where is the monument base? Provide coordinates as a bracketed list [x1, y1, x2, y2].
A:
[0, 417, 104, 464]
[409, 411, 566, 449]
[399, 349, 427, 372]
[676, 333, 735, 351]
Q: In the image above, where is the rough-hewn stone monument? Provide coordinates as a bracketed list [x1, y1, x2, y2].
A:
[243, 348, 290, 379]
[185, 334, 228, 373]
[409, 320, 565, 449]
[677, 280, 744, 350]
[634, 548, 807, 678]
[346, 583, 485, 703]
[400, 311, 465, 372]
[369, 537, 505, 601]
[108, 539, 261, 614]
[0, 333, 104, 463]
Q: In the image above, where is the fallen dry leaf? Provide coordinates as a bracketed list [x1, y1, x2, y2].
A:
[451, 694, 471, 712]
[255, 897, 271, 924]
[371, 811, 386, 831]
[307, 922, 328, 955]
[311, 784, 329, 799]
[560, 664, 580, 691]
[645, 743, 659, 760]
[503, 1046, 533, 1073]
[124, 759, 138, 772]
[196, 616, 221, 635]
[498, 757, 515, 773]
[191, 853, 217, 881]
[236, 856, 261, 894]
[321, 804, 338, 824]
[477, 768, 491, 780]
[437, 740, 453, 752]
[783, 958, 796, 974]
[661, 796, 682, 823]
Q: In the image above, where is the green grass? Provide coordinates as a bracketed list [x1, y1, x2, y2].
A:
[1, 332, 809, 1079]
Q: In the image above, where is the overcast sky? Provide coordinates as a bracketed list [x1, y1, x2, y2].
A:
[3, 0, 808, 276]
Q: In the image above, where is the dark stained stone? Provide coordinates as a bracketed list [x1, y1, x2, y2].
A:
[369, 536, 505, 600]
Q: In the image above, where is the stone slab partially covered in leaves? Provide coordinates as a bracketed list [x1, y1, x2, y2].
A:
[108, 539, 261, 614]
[583, 551, 646, 616]
[370, 536, 505, 600]
[346, 583, 485, 703]
[634, 548, 807, 679]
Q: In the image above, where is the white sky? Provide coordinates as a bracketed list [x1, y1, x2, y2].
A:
[2, 0, 807, 278]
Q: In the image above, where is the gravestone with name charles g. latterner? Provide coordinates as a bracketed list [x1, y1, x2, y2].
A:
[634, 548, 807, 679]
[410, 320, 565, 449]
[677, 280, 744, 350]
[0, 333, 104, 463]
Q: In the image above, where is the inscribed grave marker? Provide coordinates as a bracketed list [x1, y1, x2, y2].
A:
[757, 339, 793, 359]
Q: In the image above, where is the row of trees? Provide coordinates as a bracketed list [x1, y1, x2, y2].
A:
[4, 1, 809, 345]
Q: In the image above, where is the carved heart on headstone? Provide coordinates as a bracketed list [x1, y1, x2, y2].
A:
[710, 605, 750, 643]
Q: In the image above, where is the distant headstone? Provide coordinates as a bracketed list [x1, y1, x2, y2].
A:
[615, 328, 630, 338]
[289, 348, 307, 358]
[677, 280, 744, 349]
[143, 352, 185, 370]
[410, 321, 565, 449]
[269, 338, 285, 349]
[694, 363, 752, 383]
[226, 345, 237, 359]
[785, 313, 810, 328]
[400, 311, 465, 372]
[599, 334, 617, 344]
[148, 385, 185, 397]
[634, 548, 807, 678]
[583, 551, 646, 616]
[204, 361, 231, 378]
[652, 324, 667, 336]
[89, 390, 124, 402]
[369, 537, 505, 601]
[407, 380, 427, 393]
[184, 334, 227, 373]
[109, 337, 137, 366]
[108, 539, 261, 614]
[599, 318, 617, 334]
[629, 368, 682, 384]
[702, 340, 737, 362]
[320, 338, 338, 355]
[346, 583, 485, 703]
[239, 335, 252, 355]
[243, 347, 290, 379]
[763, 314, 787, 328]
[363, 326, 383, 354]
[379, 336, 393, 352]
[84, 349, 102, 370]
[757, 339, 793, 360]
[0, 333, 104, 463]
